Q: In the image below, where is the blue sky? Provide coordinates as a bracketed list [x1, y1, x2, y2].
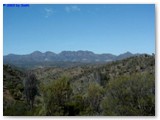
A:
[3, 4, 155, 55]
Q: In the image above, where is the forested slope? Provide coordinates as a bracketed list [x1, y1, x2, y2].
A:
[3, 54, 155, 116]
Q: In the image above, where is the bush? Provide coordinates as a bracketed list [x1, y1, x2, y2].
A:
[42, 77, 73, 115]
[82, 82, 104, 115]
[102, 73, 155, 116]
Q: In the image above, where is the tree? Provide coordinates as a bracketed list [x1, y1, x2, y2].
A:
[43, 77, 72, 115]
[24, 72, 39, 109]
[101, 73, 155, 116]
[83, 82, 104, 115]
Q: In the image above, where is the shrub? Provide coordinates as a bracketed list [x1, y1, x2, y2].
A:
[102, 73, 155, 116]
[82, 82, 104, 115]
[42, 77, 72, 115]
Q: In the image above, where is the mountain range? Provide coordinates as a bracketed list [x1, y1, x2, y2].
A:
[3, 50, 139, 68]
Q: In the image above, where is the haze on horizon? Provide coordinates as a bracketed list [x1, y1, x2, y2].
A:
[3, 50, 153, 56]
[3, 4, 155, 55]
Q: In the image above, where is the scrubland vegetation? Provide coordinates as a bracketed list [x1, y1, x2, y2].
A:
[3, 54, 155, 116]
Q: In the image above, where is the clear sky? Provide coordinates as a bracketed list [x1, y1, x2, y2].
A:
[3, 4, 155, 55]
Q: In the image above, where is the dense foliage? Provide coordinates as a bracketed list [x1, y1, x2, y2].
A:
[3, 55, 155, 116]
[102, 73, 155, 116]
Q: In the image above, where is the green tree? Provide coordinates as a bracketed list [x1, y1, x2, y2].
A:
[83, 82, 104, 115]
[24, 72, 39, 109]
[102, 73, 155, 116]
[43, 77, 72, 115]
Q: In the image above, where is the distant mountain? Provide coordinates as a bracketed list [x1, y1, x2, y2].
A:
[3, 51, 140, 68]
[116, 51, 133, 60]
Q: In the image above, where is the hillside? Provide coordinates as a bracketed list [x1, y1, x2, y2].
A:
[3, 65, 26, 115]
[33, 54, 155, 94]
[3, 54, 155, 116]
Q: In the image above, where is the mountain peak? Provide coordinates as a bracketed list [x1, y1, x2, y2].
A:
[45, 51, 55, 54]
[117, 51, 133, 60]
[124, 51, 132, 54]
[31, 51, 42, 55]
[4, 50, 137, 67]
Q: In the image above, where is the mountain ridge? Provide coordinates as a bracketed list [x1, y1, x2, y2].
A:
[3, 50, 147, 69]
[5, 50, 136, 56]
[4, 50, 135, 61]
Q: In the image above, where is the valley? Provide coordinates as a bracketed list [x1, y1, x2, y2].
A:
[3, 53, 155, 116]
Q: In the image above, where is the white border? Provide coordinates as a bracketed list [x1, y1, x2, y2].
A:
[0, 0, 159, 120]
